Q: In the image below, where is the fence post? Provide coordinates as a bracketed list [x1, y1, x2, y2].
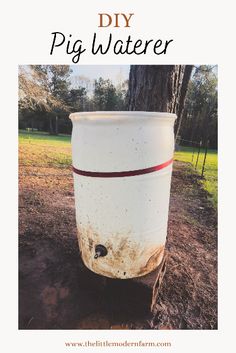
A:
[191, 142, 195, 163]
[195, 140, 202, 170]
[201, 139, 209, 178]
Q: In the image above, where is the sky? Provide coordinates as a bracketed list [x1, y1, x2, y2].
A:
[70, 65, 130, 85]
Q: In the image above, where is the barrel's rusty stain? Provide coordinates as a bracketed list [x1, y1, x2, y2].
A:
[88, 238, 93, 250]
[137, 245, 165, 277]
[77, 225, 165, 279]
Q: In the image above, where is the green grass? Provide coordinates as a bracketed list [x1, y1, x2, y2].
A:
[175, 146, 217, 208]
[19, 130, 72, 167]
[19, 130, 71, 145]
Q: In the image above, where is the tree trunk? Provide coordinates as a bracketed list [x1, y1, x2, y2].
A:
[49, 116, 54, 135]
[175, 65, 193, 137]
[55, 116, 58, 135]
[31, 116, 34, 131]
[48, 115, 59, 135]
[127, 65, 192, 136]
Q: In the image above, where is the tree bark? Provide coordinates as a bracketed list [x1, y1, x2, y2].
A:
[127, 65, 193, 136]
[175, 65, 193, 137]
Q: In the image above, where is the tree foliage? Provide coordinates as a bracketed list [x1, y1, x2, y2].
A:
[179, 66, 217, 148]
[19, 65, 72, 134]
[93, 78, 127, 111]
[19, 67, 128, 134]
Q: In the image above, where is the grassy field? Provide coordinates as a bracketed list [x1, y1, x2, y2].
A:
[19, 130, 217, 207]
[19, 130, 71, 168]
[19, 129, 71, 145]
[175, 146, 217, 208]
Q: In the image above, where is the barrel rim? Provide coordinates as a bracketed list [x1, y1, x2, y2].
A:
[69, 111, 177, 122]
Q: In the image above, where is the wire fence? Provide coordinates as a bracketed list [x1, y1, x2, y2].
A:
[175, 137, 211, 179]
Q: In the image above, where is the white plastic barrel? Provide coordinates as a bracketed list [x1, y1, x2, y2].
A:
[69, 111, 176, 279]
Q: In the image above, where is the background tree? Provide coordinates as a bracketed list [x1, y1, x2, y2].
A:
[115, 80, 129, 111]
[19, 66, 65, 132]
[19, 65, 71, 134]
[93, 78, 127, 111]
[179, 66, 217, 148]
[19, 69, 128, 133]
[68, 87, 89, 112]
[37, 65, 71, 135]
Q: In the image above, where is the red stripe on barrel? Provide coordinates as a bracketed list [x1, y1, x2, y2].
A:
[72, 158, 173, 178]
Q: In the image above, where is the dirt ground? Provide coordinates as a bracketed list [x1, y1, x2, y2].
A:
[19, 161, 217, 329]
